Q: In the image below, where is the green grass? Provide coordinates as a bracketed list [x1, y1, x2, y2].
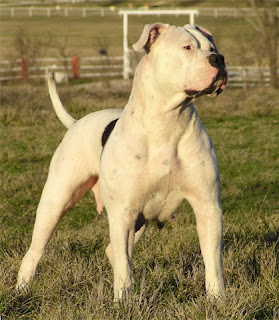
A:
[0, 83, 278, 319]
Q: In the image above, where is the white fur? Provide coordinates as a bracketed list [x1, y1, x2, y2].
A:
[17, 24, 226, 301]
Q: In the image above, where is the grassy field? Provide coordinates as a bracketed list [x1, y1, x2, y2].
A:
[0, 82, 278, 319]
[1, 4, 279, 318]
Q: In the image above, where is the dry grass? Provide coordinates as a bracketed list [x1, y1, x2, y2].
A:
[0, 15, 259, 67]
[0, 83, 279, 319]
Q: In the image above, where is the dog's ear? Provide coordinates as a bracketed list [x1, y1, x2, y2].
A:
[184, 24, 213, 37]
[184, 24, 218, 52]
[133, 23, 169, 53]
[195, 25, 218, 52]
[195, 25, 213, 38]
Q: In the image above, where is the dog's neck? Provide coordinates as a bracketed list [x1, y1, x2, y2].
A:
[121, 56, 198, 143]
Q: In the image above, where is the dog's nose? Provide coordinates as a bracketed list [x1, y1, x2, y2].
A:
[208, 54, 225, 68]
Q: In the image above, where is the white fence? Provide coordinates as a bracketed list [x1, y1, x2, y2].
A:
[228, 66, 279, 88]
[1, 7, 278, 18]
[0, 57, 277, 88]
[0, 56, 123, 81]
[0, 7, 115, 18]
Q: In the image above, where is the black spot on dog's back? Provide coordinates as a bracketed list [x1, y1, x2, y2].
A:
[101, 118, 119, 147]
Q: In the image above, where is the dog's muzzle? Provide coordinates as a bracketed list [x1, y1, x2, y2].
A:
[186, 53, 228, 98]
[205, 68, 228, 97]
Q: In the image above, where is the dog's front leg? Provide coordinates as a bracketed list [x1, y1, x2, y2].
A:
[108, 212, 135, 301]
[191, 200, 225, 297]
[184, 168, 225, 297]
[105, 217, 148, 267]
[180, 125, 225, 297]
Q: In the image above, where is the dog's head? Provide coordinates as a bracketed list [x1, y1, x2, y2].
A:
[133, 23, 228, 99]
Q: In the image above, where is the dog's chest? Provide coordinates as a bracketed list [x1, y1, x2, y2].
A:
[141, 150, 183, 221]
[142, 186, 183, 221]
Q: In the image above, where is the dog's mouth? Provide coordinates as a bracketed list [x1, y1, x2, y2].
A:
[185, 69, 228, 98]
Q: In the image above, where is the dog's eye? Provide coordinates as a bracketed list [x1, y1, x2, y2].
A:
[210, 47, 215, 52]
[184, 45, 192, 50]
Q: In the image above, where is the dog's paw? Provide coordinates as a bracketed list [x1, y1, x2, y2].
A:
[15, 279, 31, 295]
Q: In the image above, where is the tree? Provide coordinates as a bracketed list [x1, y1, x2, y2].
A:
[247, 0, 278, 88]
[13, 26, 52, 66]
[54, 35, 73, 77]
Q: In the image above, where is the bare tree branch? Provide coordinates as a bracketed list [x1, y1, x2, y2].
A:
[246, 0, 278, 88]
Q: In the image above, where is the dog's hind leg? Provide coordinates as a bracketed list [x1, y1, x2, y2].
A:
[92, 179, 104, 215]
[16, 144, 96, 291]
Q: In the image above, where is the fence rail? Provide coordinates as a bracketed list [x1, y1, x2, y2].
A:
[1, 7, 278, 18]
[0, 56, 277, 87]
[228, 66, 278, 88]
[0, 56, 124, 82]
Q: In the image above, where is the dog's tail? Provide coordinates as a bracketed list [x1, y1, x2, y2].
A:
[48, 72, 76, 129]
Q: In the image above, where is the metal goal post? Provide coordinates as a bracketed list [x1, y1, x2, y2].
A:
[119, 9, 199, 80]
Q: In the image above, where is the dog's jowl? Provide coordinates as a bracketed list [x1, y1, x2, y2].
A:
[17, 23, 227, 301]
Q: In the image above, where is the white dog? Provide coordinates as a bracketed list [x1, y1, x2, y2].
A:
[17, 23, 228, 301]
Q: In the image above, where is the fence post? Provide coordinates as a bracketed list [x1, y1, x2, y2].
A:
[20, 57, 29, 81]
[71, 56, 80, 79]
[122, 12, 130, 80]
[242, 67, 247, 89]
[214, 8, 218, 18]
[234, 8, 238, 18]
[190, 12, 195, 25]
